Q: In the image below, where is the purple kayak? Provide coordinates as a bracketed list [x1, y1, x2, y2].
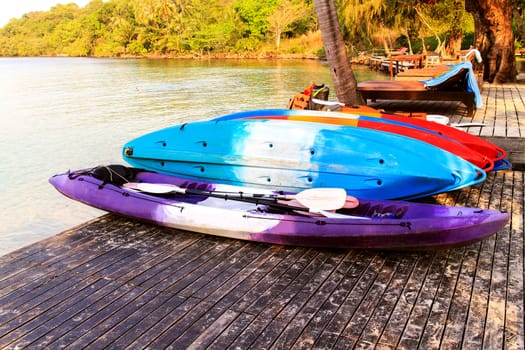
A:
[49, 165, 509, 250]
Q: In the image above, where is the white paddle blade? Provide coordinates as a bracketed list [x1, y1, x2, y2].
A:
[451, 122, 487, 128]
[311, 98, 344, 107]
[123, 182, 186, 194]
[295, 188, 348, 211]
[318, 210, 371, 220]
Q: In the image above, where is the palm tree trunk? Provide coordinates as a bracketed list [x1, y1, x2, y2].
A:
[314, 0, 363, 105]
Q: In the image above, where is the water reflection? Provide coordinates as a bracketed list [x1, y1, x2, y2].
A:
[0, 57, 387, 255]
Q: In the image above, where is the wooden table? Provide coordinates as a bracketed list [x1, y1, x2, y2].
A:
[387, 54, 427, 78]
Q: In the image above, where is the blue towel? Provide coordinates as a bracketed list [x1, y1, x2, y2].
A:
[422, 61, 482, 108]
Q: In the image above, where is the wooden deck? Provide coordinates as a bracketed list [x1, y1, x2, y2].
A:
[0, 82, 524, 349]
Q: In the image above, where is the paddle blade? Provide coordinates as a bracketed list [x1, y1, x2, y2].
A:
[123, 182, 185, 194]
[344, 196, 360, 209]
[295, 188, 349, 211]
[318, 210, 371, 220]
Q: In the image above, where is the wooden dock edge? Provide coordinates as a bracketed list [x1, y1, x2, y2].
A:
[484, 136, 525, 170]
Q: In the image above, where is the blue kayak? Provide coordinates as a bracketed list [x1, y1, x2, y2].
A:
[122, 118, 486, 200]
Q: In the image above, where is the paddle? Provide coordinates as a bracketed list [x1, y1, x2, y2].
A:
[450, 122, 487, 128]
[123, 182, 358, 212]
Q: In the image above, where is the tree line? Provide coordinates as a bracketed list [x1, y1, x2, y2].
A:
[0, 0, 317, 57]
[0, 0, 522, 59]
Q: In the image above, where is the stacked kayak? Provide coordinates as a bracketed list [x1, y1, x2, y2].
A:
[49, 165, 509, 250]
[122, 116, 486, 200]
[212, 108, 510, 172]
[339, 105, 510, 171]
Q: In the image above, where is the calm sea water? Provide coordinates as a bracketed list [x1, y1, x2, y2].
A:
[0, 57, 386, 256]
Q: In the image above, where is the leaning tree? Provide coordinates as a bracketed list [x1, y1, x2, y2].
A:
[313, 0, 363, 105]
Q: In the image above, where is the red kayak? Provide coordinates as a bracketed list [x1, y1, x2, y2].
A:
[340, 105, 507, 164]
[291, 83, 506, 168]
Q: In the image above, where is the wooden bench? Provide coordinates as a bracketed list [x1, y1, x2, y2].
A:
[357, 68, 476, 117]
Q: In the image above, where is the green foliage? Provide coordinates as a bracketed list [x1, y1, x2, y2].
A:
[462, 31, 475, 49]
[340, 0, 476, 55]
[234, 0, 277, 40]
[0, 0, 318, 57]
[0, 0, 492, 57]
